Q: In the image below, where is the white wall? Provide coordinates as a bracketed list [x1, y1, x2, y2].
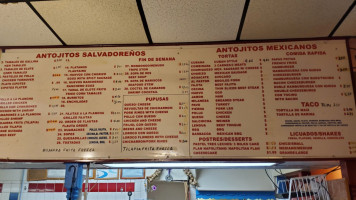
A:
[0, 169, 24, 200]
[0, 169, 147, 200]
[196, 169, 300, 191]
[145, 169, 196, 200]
[0, 169, 194, 200]
[0, 168, 300, 199]
[196, 169, 275, 191]
[145, 169, 193, 181]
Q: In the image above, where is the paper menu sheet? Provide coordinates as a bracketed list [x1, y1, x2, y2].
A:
[0, 39, 355, 160]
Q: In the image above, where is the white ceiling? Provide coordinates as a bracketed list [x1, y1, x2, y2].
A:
[142, 0, 245, 43]
[0, 3, 62, 46]
[0, 0, 355, 46]
[335, 5, 356, 36]
[32, 0, 148, 45]
[241, 0, 354, 39]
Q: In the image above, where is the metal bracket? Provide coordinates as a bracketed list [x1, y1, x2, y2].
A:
[64, 163, 84, 200]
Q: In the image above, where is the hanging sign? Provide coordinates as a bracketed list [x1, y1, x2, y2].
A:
[0, 39, 355, 161]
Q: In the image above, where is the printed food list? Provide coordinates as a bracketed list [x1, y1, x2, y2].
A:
[0, 39, 355, 160]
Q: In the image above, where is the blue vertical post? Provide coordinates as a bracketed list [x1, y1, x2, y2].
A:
[64, 163, 84, 200]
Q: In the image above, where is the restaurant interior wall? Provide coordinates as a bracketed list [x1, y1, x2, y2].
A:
[0, 169, 147, 200]
[0, 168, 296, 200]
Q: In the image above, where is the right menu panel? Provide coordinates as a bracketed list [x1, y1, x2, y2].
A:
[185, 40, 356, 158]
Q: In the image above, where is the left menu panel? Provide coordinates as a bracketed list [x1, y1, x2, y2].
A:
[0, 48, 188, 160]
[0, 51, 114, 160]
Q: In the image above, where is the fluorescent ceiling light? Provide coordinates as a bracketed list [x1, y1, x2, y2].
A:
[103, 162, 276, 169]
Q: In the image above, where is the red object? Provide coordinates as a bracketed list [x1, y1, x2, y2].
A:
[45, 184, 55, 192]
[82, 184, 85, 192]
[107, 183, 116, 192]
[54, 183, 64, 192]
[0, 183, 3, 193]
[117, 183, 125, 192]
[36, 183, 46, 192]
[28, 182, 135, 193]
[28, 183, 38, 192]
[126, 183, 135, 192]
[88, 183, 99, 192]
[99, 183, 108, 192]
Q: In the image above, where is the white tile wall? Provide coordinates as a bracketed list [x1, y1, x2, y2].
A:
[33, 180, 47, 183]
[55, 192, 66, 200]
[0, 194, 9, 200]
[1, 184, 11, 193]
[26, 193, 42, 200]
[135, 180, 142, 192]
[10, 183, 20, 193]
[87, 192, 98, 200]
[0, 169, 152, 200]
[98, 192, 112, 199]
[116, 192, 126, 199]
[44, 192, 54, 200]
[0, 170, 23, 181]
[0, 182, 151, 200]
[21, 193, 29, 200]
[22, 183, 29, 193]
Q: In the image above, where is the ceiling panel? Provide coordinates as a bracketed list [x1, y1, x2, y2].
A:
[0, 3, 62, 46]
[142, 0, 245, 43]
[334, 6, 356, 36]
[241, 0, 354, 40]
[32, 0, 148, 45]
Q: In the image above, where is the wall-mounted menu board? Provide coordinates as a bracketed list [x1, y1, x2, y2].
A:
[0, 39, 355, 161]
